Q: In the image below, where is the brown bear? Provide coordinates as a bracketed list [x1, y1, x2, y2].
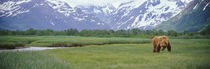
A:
[152, 36, 171, 53]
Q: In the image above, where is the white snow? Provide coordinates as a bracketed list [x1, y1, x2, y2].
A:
[132, 15, 142, 27]
[203, 2, 210, 11]
[64, 0, 130, 8]
[51, 22, 55, 26]
[121, 8, 132, 18]
[16, 0, 31, 4]
[73, 17, 84, 21]
[193, 3, 198, 10]
[97, 23, 101, 25]
[46, 0, 73, 16]
[113, 0, 145, 16]
[33, 3, 40, 8]
[97, 22, 105, 25]
[116, 16, 134, 29]
[12, 10, 30, 17]
[93, 8, 101, 13]
[114, 0, 192, 30]
[46, 0, 64, 9]
[0, 0, 31, 17]
[113, 2, 121, 8]
[118, 0, 147, 9]
[0, 0, 194, 29]
[83, 15, 88, 18]
[181, 0, 192, 4]
[121, 16, 134, 25]
[102, 6, 114, 14]
[0, 1, 17, 14]
[90, 19, 96, 22]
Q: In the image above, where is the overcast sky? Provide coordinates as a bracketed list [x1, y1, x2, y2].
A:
[66, 0, 132, 8]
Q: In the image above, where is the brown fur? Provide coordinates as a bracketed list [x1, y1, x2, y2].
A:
[152, 36, 171, 53]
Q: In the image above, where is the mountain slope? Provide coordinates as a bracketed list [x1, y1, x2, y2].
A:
[68, 0, 192, 30]
[0, 0, 193, 31]
[0, 0, 109, 30]
[156, 0, 210, 32]
[110, 0, 191, 30]
[78, 5, 115, 25]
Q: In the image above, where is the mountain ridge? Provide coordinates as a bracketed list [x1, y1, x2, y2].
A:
[0, 0, 109, 30]
[79, 0, 191, 30]
[156, 0, 210, 32]
[0, 0, 192, 31]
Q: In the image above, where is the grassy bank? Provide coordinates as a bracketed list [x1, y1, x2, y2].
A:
[0, 36, 151, 49]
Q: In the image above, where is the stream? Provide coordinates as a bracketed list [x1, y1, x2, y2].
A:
[0, 47, 66, 53]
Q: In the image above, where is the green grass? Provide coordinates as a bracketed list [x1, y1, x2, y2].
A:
[0, 36, 210, 69]
[43, 43, 210, 69]
[0, 51, 70, 69]
[0, 36, 151, 48]
[42, 39, 210, 69]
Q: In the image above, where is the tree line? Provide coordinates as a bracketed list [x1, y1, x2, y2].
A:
[0, 28, 206, 38]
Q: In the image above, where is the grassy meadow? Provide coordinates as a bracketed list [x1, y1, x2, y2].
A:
[0, 51, 71, 69]
[0, 36, 151, 48]
[0, 36, 210, 69]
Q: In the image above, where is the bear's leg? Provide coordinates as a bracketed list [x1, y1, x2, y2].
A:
[167, 46, 171, 52]
[153, 48, 156, 52]
[156, 45, 161, 53]
[153, 45, 156, 52]
[157, 46, 161, 52]
[153, 40, 157, 52]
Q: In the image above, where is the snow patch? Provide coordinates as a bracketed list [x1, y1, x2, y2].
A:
[181, 0, 192, 4]
[121, 8, 131, 18]
[193, 3, 198, 10]
[118, 0, 147, 9]
[16, 0, 31, 4]
[93, 8, 101, 13]
[51, 22, 55, 26]
[102, 6, 114, 14]
[132, 15, 141, 27]
[73, 17, 85, 21]
[12, 10, 30, 17]
[46, 0, 73, 16]
[114, 0, 190, 30]
[90, 19, 96, 22]
[0, 0, 31, 17]
[97, 23, 101, 25]
[203, 2, 210, 11]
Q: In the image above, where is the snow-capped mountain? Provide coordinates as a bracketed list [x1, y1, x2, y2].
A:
[77, 0, 192, 30]
[78, 5, 116, 25]
[110, 0, 192, 30]
[156, 0, 210, 32]
[0, 0, 109, 30]
[0, 0, 192, 31]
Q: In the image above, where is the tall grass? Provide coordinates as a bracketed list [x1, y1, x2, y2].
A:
[0, 36, 151, 47]
[0, 51, 70, 69]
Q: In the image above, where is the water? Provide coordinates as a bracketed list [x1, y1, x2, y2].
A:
[0, 47, 66, 53]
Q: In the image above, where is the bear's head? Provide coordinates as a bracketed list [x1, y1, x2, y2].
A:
[159, 36, 169, 47]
